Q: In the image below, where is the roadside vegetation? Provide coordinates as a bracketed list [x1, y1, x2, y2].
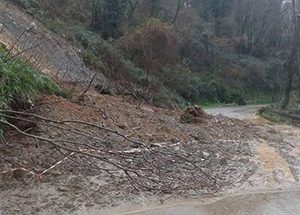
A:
[7, 0, 289, 108]
[0, 44, 64, 136]
[2, 2, 300, 213]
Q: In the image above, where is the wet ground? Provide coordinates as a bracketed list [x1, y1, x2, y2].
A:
[116, 190, 300, 215]
[1, 102, 300, 215]
[205, 105, 266, 120]
[105, 105, 300, 215]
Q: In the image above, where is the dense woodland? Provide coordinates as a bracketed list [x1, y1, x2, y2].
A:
[7, 0, 300, 108]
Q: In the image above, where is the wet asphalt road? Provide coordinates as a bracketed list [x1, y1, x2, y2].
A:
[205, 105, 266, 120]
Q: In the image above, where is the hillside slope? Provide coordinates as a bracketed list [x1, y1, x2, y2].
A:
[0, 0, 106, 85]
[0, 1, 300, 214]
[1, 0, 286, 107]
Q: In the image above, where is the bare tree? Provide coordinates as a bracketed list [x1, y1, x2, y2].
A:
[234, 0, 283, 55]
[282, 0, 300, 108]
[172, 0, 182, 24]
[128, 0, 140, 26]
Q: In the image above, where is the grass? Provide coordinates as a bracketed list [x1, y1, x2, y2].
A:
[0, 46, 65, 136]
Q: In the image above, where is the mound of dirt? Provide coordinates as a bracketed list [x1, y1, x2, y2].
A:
[0, 91, 259, 214]
[180, 106, 210, 123]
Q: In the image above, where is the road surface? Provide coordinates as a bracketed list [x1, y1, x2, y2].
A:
[108, 105, 300, 215]
[205, 105, 266, 120]
[120, 190, 300, 215]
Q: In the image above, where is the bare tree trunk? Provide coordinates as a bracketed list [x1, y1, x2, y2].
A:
[91, 0, 99, 30]
[128, 0, 139, 26]
[172, 0, 182, 25]
[282, 0, 300, 108]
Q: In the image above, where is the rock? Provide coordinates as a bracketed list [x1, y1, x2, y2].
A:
[85, 202, 94, 207]
[202, 152, 210, 157]
[67, 175, 86, 189]
[219, 157, 228, 166]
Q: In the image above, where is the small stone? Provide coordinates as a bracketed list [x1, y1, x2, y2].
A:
[57, 187, 69, 192]
[85, 202, 94, 207]
[64, 203, 74, 209]
[202, 152, 210, 157]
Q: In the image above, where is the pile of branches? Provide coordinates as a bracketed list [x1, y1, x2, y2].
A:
[0, 110, 255, 195]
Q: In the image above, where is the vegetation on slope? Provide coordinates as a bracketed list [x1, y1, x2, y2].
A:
[0, 44, 64, 136]
[7, 0, 291, 107]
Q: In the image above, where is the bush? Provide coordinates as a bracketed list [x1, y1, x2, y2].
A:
[169, 69, 200, 102]
[119, 19, 179, 81]
[0, 48, 65, 136]
[0, 49, 64, 110]
[216, 85, 245, 105]
[10, 0, 39, 10]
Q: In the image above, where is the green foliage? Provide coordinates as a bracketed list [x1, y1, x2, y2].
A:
[47, 17, 65, 34]
[216, 85, 245, 105]
[70, 25, 99, 48]
[92, 0, 129, 38]
[0, 48, 65, 135]
[82, 49, 107, 72]
[11, 0, 39, 10]
[207, 0, 232, 18]
[149, 0, 163, 17]
[11, 0, 286, 108]
[0, 50, 64, 110]
[119, 19, 179, 77]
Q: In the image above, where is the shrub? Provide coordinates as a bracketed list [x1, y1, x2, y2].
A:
[0, 49, 64, 110]
[0, 48, 65, 136]
[119, 19, 179, 82]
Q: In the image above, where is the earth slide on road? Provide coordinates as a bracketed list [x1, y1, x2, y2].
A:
[100, 105, 300, 215]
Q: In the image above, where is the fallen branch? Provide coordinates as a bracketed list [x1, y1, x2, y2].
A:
[0, 110, 255, 195]
[79, 73, 97, 98]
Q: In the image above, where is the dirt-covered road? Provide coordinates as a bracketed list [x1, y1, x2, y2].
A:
[115, 105, 300, 215]
[104, 105, 300, 215]
[1, 101, 300, 215]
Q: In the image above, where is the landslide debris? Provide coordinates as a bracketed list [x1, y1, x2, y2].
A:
[0, 90, 258, 214]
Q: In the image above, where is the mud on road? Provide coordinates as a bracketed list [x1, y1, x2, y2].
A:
[0, 94, 258, 214]
[113, 190, 300, 215]
[0, 96, 300, 215]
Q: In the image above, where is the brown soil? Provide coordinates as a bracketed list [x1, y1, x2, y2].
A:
[1, 92, 300, 215]
[0, 90, 259, 215]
